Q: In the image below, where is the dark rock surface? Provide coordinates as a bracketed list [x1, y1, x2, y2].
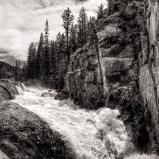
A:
[0, 101, 76, 159]
[66, 46, 105, 109]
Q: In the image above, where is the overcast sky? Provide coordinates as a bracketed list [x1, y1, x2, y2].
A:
[0, 0, 107, 62]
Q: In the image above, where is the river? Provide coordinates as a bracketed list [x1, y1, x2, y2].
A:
[12, 86, 158, 159]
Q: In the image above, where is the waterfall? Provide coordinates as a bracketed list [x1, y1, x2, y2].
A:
[16, 86, 24, 95]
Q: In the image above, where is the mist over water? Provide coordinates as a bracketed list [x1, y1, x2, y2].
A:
[13, 87, 158, 159]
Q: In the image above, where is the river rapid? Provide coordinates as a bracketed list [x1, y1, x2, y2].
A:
[12, 86, 158, 159]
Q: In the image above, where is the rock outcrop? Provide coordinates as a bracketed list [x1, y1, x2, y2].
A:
[0, 101, 76, 159]
[66, 46, 105, 109]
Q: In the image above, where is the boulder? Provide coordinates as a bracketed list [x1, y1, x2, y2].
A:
[0, 79, 18, 96]
[0, 87, 12, 103]
[41, 90, 57, 97]
[0, 101, 76, 159]
[0, 79, 23, 104]
[55, 91, 69, 100]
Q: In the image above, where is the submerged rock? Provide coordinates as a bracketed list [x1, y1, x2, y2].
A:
[41, 90, 57, 97]
[0, 101, 76, 159]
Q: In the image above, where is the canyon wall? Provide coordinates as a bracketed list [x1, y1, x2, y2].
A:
[139, 0, 159, 150]
[66, 0, 159, 153]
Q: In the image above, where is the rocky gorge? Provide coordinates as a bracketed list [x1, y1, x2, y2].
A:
[1, 0, 159, 158]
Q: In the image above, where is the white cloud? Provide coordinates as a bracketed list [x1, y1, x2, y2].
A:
[0, 0, 107, 61]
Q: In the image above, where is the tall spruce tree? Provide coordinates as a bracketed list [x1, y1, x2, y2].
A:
[97, 4, 104, 20]
[43, 20, 50, 79]
[108, 0, 114, 15]
[108, 0, 120, 15]
[27, 42, 36, 79]
[44, 20, 49, 47]
[69, 24, 77, 54]
[88, 17, 98, 45]
[77, 7, 88, 48]
[15, 61, 21, 81]
[62, 8, 74, 61]
[36, 33, 44, 78]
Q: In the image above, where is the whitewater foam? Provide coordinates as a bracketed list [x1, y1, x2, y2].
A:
[12, 87, 159, 159]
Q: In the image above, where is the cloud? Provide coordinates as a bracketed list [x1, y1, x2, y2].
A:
[0, 0, 107, 62]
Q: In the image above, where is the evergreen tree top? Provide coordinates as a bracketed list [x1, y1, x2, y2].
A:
[61, 8, 74, 29]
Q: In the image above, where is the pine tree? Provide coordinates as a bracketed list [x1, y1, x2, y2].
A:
[27, 42, 36, 79]
[36, 33, 44, 78]
[69, 24, 77, 54]
[107, 0, 114, 15]
[108, 0, 120, 15]
[56, 32, 62, 64]
[62, 8, 74, 61]
[44, 20, 49, 47]
[97, 4, 104, 20]
[42, 20, 50, 79]
[88, 17, 98, 45]
[15, 61, 20, 81]
[77, 7, 88, 48]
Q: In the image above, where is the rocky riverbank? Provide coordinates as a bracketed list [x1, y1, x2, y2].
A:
[0, 80, 76, 159]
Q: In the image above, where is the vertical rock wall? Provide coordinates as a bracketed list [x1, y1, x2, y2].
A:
[66, 0, 159, 153]
[139, 0, 159, 146]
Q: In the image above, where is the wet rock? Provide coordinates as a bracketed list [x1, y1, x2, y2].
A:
[0, 79, 18, 95]
[41, 90, 57, 97]
[0, 101, 76, 159]
[55, 90, 69, 100]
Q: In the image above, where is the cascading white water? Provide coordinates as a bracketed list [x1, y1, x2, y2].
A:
[12, 87, 158, 159]
[16, 86, 24, 95]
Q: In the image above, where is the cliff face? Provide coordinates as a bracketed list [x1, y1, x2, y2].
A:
[139, 0, 159, 149]
[97, 0, 154, 152]
[66, 0, 159, 153]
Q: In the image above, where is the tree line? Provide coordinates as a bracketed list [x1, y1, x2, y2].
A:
[25, 5, 105, 89]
